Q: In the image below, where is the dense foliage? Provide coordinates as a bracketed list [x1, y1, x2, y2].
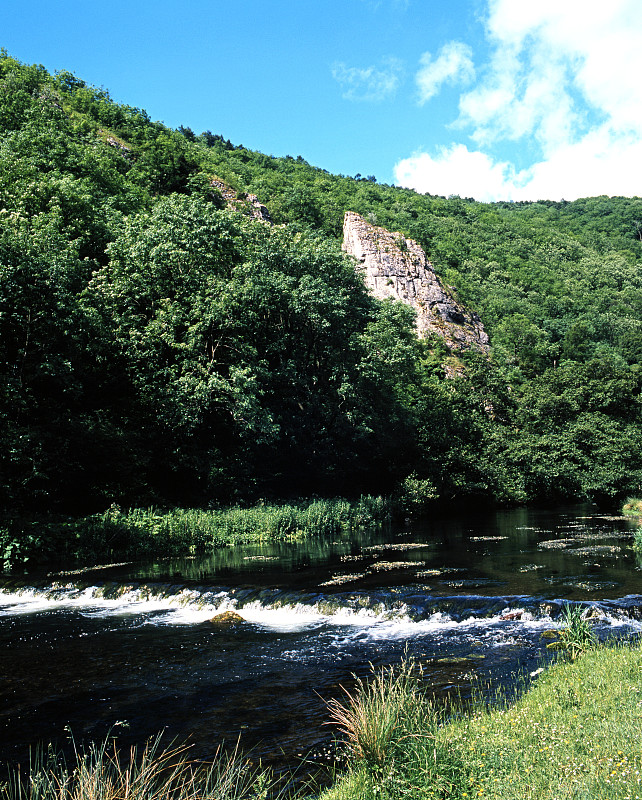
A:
[2, 50, 642, 515]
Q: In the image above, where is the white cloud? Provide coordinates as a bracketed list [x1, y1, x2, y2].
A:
[394, 134, 642, 202]
[462, 0, 642, 155]
[394, 144, 516, 202]
[398, 0, 642, 201]
[332, 58, 403, 102]
[416, 41, 475, 104]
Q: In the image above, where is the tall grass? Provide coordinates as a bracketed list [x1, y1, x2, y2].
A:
[544, 604, 598, 661]
[321, 641, 642, 800]
[1, 496, 392, 570]
[325, 660, 435, 767]
[1, 734, 283, 800]
[622, 497, 642, 516]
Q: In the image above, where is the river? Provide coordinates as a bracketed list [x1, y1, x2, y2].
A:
[1, 505, 641, 782]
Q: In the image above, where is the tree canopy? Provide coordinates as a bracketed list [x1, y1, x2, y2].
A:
[2, 50, 642, 512]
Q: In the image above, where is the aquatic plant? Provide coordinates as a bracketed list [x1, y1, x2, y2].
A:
[0, 496, 393, 571]
[625, 499, 642, 554]
[622, 497, 642, 516]
[546, 604, 598, 661]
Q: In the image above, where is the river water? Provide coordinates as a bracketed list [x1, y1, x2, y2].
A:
[1, 505, 641, 780]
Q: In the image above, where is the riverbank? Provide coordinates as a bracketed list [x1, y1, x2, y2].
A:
[623, 498, 642, 554]
[320, 640, 642, 800]
[6, 641, 641, 800]
[0, 496, 392, 572]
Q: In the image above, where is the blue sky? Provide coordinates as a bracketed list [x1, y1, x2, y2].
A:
[2, 0, 641, 202]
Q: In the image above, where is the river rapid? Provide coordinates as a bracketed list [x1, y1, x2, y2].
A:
[1, 505, 641, 780]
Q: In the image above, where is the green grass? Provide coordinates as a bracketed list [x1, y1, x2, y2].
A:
[320, 640, 642, 800]
[3, 629, 641, 800]
[0, 496, 392, 571]
[623, 497, 642, 517]
[325, 661, 436, 768]
[544, 604, 598, 661]
[0, 734, 286, 800]
[622, 497, 642, 517]
[622, 498, 642, 554]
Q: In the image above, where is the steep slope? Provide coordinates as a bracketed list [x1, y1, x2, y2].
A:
[342, 212, 489, 352]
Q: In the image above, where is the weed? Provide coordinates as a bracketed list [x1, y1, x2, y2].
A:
[622, 497, 642, 516]
[321, 642, 642, 800]
[546, 604, 598, 661]
[0, 496, 393, 571]
[1, 734, 287, 800]
[325, 660, 434, 767]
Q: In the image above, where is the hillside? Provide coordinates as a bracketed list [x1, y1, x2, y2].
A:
[2, 50, 642, 513]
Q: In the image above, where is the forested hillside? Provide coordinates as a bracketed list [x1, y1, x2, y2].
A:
[2, 50, 642, 514]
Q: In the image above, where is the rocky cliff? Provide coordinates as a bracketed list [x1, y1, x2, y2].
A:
[210, 178, 272, 222]
[342, 211, 489, 353]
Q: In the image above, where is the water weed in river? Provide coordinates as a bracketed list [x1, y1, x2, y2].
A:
[544, 604, 598, 661]
[622, 498, 642, 556]
[321, 641, 642, 800]
[0, 496, 391, 570]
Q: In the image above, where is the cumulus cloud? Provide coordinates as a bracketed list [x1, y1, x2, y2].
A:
[332, 57, 403, 102]
[395, 145, 516, 202]
[416, 41, 475, 104]
[398, 0, 642, 201]
[395, 134, 642, 202]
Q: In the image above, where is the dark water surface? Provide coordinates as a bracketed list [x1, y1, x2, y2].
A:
[1, 505, 641, 777]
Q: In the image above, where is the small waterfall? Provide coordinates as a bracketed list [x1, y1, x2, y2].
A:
[3, 580, 642, 634]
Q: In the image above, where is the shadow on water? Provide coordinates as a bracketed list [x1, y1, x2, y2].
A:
[1, 504, 641, 782]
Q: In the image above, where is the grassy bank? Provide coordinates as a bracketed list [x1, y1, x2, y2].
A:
[8, 640, 642, 800]
[623, 498, 642, 554]
[321, 641, 642, 800]
[0, 496, 392, 572]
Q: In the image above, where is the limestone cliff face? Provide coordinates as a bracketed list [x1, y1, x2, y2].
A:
[342, 211, 489, 353]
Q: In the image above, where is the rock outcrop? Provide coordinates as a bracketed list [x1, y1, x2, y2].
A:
[342, 212, 489, 353]
[209, 610, 246, 627]
[210, 179, 272, 223]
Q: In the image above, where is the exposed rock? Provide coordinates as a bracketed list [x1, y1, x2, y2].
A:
[97, 130, 133, 162]
[500, 610, 523, 621]
[209, 610, 245, 627]
[210, 179, 272, 222]
[209, 179, 237, 202]
[106, 135, 130, 153]
[342, 212, 489, 353]
[540, 601, 562, 618]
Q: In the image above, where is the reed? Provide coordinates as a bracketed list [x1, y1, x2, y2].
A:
[0, 734, 282, 800]
[325, 660, 434, 767]
[0, 496, 393, 570]
[621, 498, 642, 554]
[544, 604, 598, 661]
[622, 497, 642, 516]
